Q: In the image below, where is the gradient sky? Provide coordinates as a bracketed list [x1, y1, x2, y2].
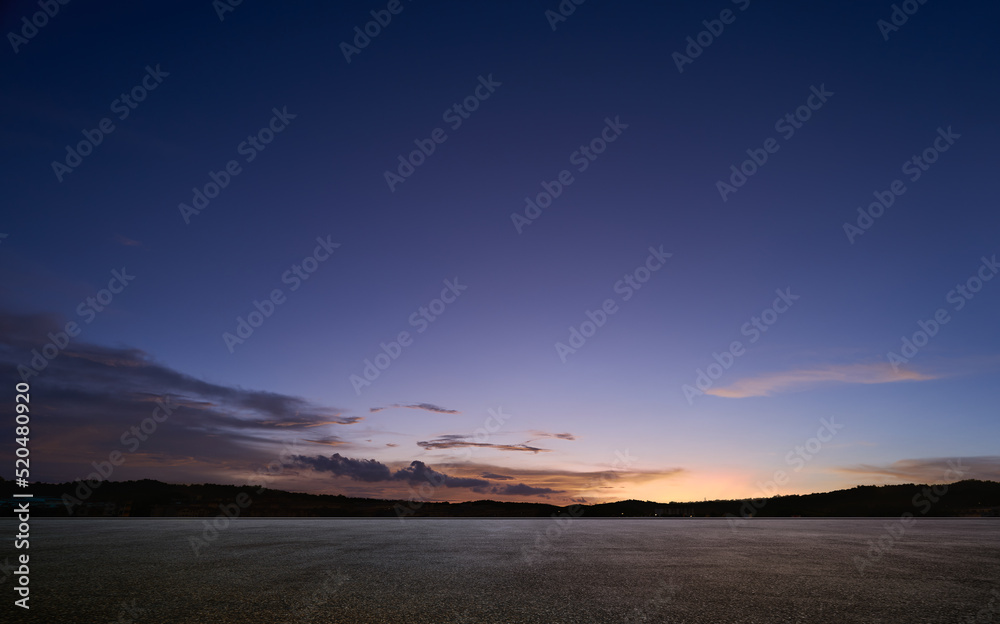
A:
[2, 0, 999, 505]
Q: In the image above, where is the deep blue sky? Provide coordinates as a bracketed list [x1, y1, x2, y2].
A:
[2, 0, 998, 502]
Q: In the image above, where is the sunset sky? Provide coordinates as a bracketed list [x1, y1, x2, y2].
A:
[2, 0, 998, 505]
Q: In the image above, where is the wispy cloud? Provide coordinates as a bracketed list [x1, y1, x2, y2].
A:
[259, 416, 361, 427]
[305, 437, 348, 447]
[494, 483, 563, 496]
[444, 461, 687, 501]
[529, 431, 577, 441]
[417, 434, 549, 453]
[481, 472, 513, 481]
[370, 403, 460, 414]
[707, 362, 937, 398]
[835, 456, 1000, 482]
[0, 311, 359, 483]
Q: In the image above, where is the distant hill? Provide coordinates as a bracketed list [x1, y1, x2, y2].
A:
[2, 476, 999, 518]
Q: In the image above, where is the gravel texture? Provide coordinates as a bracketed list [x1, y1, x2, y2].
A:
[5, 517, 999, 623]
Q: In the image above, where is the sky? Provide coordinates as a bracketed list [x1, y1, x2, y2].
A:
[1, 0, 998, 505]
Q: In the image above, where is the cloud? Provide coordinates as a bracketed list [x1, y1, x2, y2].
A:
[417, 435, 549, 453]
[493, 483, 563, 496]
[305, 437, 348, 447]
[370, 403, 460, 414]
[440, 461, 688, 502]
[481, 472, 513, 480]
[0, 314, 359, 427]
[292, 453, 490, 489]
[835, 456, 1000, 483]
[0, 311, 358, 483]
[292, 454, 393, 482]
[257, 415, 361, 427]
[290, 452, 687, 501]
[293, 455, 573, 497]
[706, 362, 937, 398]
[529, 431, 577, 441]
[393, 461, 490, 489]
[0, 311, 687, 502]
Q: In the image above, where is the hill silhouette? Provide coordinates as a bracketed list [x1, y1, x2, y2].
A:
[3, 476, 999, 518]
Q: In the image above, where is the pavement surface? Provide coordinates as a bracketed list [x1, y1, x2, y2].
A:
[4, 517, 999, 623]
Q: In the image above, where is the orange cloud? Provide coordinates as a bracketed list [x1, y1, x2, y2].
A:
[305, 437, 348, 447]
[707, 362, 936, 398]
[835, 456, 1000, 483]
